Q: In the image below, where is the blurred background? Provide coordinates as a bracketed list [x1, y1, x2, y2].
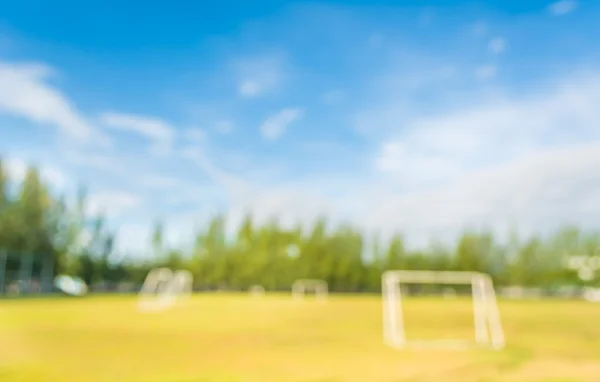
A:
[1, 1, 600, 381]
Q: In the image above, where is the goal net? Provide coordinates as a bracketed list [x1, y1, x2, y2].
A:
[138, 268, 193, 312]
[292, 279, 328, 302]
[382, 270, 505, 350]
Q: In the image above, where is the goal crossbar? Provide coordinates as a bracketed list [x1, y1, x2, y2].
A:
[382, 270, 505, 350]
[292, 279, 328, 301]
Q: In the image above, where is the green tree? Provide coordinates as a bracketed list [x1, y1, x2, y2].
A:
[384, 234, 406, 270]
[0, 158, 7, 208]
[454, 231, 493, 272]
[151, 219, 164, 259]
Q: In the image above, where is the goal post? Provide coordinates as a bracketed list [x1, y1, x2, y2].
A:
[382, 270, 505, 350]
[0, 251, 55, 295]
[292, 279, 328, 302]
[138, 268, 193, 312]
[249, 285, 265, 297]
[167, 270, 193, 299]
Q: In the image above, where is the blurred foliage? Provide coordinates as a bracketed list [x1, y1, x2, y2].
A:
[0, 158, 599, 291]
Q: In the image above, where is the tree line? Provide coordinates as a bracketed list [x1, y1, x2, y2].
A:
[1, 159, 598, 293]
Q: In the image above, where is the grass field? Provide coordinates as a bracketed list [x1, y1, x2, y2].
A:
[1, 294, 600, 382]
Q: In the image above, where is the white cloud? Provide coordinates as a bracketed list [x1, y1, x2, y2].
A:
[238, 80, 263, 97]
[164, 184, 222, 207]
[86, 190, 142, 218]
[0, 61, 109, 145]
[488, 37, 507, 54]
[64, 150, 181, 191]
[4, 158, 27, 182]
[183, 128, 205, 143]
[180, 146, 249, 196]
[41, 166, 68, 189]
[374, 73, 600, 186]
[359, 72, 600, 240]
[222, 141, 600, 250]
[548, 0, 578, 15]
[214, 71, 595, 248]
[226, 186, 336, 233]
[4, 157, 67, 189]
[112, 222, 151, 256]
[375, 141, 463, 188]
[235, 55, 285, 98]
[114, 212, 209, 256]
[148, 142, 172, 157]
[99, 112, 175, 154]
[64, 151, 120, 171]
[136, 174, 182, 189]
[100, 112, 173, 141]
[366, 143, 600, 247]
[260, 108, 303, 141]
[475, 65, 497, 80]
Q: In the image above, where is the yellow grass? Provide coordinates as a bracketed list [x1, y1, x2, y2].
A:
[1, 294, 600, 382]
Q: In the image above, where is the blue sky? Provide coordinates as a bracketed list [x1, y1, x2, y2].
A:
[1, 0, 600, 255]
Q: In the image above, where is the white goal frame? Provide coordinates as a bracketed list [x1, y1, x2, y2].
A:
[138, 268, 193, 312]
[292, 279, 328, 302]
[249, 285, 265, 297]
[167, 270, 193, 299]
[382, 271, 505, 350]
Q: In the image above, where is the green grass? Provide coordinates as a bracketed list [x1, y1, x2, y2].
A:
[1, 294, 600, 382]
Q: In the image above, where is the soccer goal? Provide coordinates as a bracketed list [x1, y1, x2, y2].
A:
[138, 268, 193, 312]
[249, 285, 265, 297]
[382, 270, 505, 350]
[167, 270, 193, 299]
[583, 287, 600, 302]
[292, 279, 328, 302]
